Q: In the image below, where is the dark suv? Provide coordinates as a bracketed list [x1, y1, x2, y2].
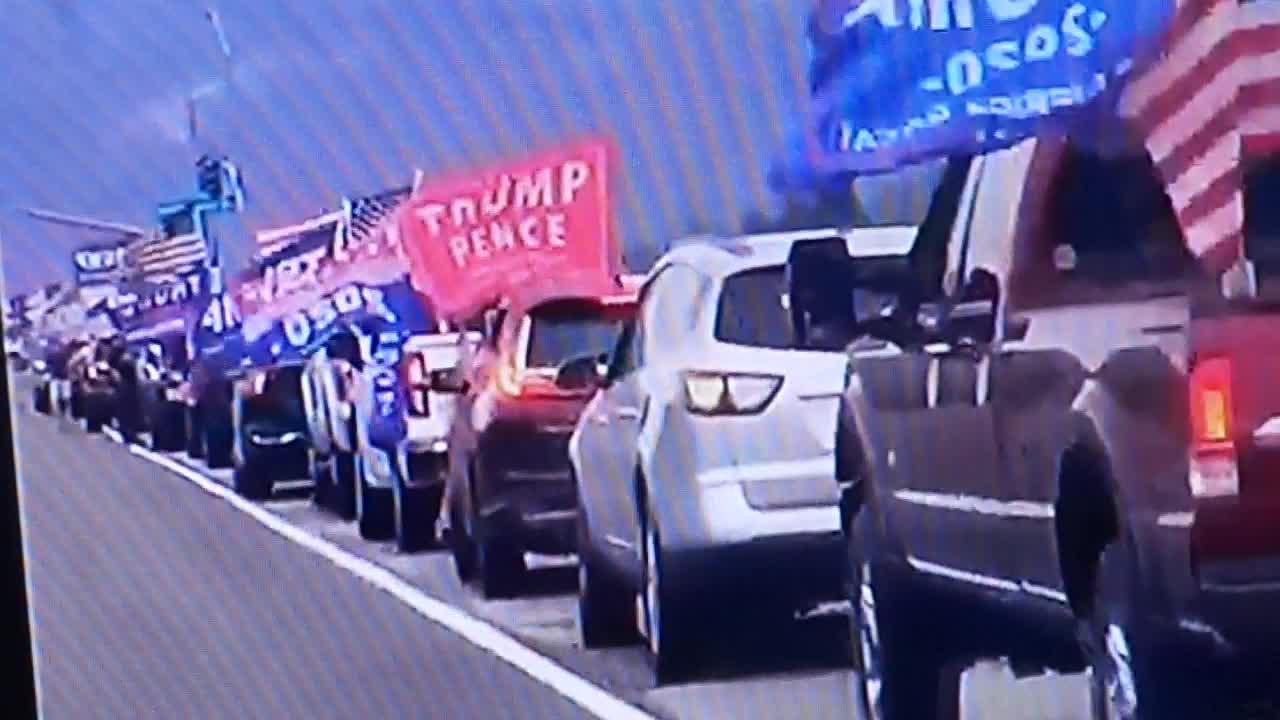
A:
[439, 282, 638, 598]
[793, 140, 1280, 718]
[230, 362, 309, 499]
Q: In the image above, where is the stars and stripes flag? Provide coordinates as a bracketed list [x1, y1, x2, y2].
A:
[1119, 0, 1280, 271]
[342, 184, 413, 254]
[125, 228, 209, 281]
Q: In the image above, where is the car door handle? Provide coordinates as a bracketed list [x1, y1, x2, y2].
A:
[615, 406, 642, 421]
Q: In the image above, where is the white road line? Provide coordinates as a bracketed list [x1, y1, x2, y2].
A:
[124, 444, 656, 720]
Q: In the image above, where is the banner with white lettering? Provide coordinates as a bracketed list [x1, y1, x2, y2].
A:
[112, 267, 213, 336]
[770, 0, 1174, 189]
[71, 241, 130, 287]
[395, 137, 620, 322]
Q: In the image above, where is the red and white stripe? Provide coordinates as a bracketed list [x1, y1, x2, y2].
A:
[1118, 0, 1280, 271]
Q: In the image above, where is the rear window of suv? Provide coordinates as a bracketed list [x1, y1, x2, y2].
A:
[715, 265, 794, 349]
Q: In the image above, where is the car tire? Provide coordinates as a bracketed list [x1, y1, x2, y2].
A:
[1082, 541, 1205, 719]
[84, 408, 104, 434]
[475, 528, 525, 600]
[448, 491, 477, 582]
[848, 509, 961, 720]
[356, 455, 394, 541]
[232, 454, 272, 500]
[204, 423, 233, 469]
[641, 509, 697, 686]
[185, 407, 205, 459]
[393, 470, 443, 554]
[310, 450, 333, 510]
[331, 451, 357, 520]
[152, 403, 185, 452]
[577, 508, 640, 648]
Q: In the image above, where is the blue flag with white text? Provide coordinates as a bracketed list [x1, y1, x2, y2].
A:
[771, 0, 1175, 190]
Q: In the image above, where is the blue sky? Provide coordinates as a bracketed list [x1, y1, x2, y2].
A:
[0, 0, 814, 296]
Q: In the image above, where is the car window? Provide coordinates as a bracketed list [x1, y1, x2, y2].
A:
[1245, 155, 1280, 280]
[1009, 141, 1203, 309]
[639, 264, 707, 361]
[714, 265, 793, 349]
[525, 299, 633, 370]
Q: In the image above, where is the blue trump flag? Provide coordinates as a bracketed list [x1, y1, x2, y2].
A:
[771, 0, 1175, 190]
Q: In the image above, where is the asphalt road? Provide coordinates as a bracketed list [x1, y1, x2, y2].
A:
[12, 372, 1104, 720]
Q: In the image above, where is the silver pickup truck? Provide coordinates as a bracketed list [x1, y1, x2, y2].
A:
[302, 320, 477, 551]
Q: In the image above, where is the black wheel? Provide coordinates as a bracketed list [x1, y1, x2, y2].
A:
[152, 403, 185, 452]
[356, 455, 394, 541]
[475, 526, 525, 600]
[33, 385, 49, 414]
[185, 407, 204, 459]
[1081, 541, 1210, 719]
[84, 411, 104, 434]
[331, 451, 357, 520]
[640, 509, 697, 686]
[204, 423, 233, 469]
[393, 471, 443, 554]
[310, 450, 333, 510]
[232, 454, 272, 500]
[848, 508, 961, 720]
[448, 490, 477, 582]
[577, 508, 640, 648]
[69, 387, 84, 418]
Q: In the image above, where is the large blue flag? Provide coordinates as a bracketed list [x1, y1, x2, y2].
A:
[771, 0, 1175, 190]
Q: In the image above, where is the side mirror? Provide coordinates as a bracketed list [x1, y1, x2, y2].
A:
[554, 354, 606, 391]
[1221, 257, 1258, 301]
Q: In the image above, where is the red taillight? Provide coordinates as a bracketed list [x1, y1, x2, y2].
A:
[400, 353, 430, 416]
[1189, 356, 1238, 498]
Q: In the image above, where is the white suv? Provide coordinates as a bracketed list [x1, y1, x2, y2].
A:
[567, 226, 915, 684]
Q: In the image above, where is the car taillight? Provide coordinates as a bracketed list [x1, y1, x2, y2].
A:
[1189, 356, 1238, 499]
[400, 353, 430, 416]
[683, 371, 783, 416]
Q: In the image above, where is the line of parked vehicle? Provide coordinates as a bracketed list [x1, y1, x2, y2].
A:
[19, 132, 1280, 719]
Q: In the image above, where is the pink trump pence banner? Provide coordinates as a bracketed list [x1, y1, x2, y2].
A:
[394, 138, 619, 322]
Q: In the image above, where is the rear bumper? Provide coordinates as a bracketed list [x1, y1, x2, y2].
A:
[476, 422, 578, 554]
[663, 531, 848, 606]
[1136, 502, 1280, 665]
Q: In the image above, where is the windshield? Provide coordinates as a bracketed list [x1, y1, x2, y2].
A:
[525, 300, 632, 370]
[853, 159, 946, 228]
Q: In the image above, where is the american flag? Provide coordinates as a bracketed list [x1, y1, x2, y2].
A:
[344, 184, 413, 249]
[1118, 0, 1280, 271]
[126, 228, 209, 281]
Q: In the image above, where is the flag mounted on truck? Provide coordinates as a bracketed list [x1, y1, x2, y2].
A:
[771, 0, 1176, 189]
[237, 187, 435, 370]
[393, 137, 621, 322]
